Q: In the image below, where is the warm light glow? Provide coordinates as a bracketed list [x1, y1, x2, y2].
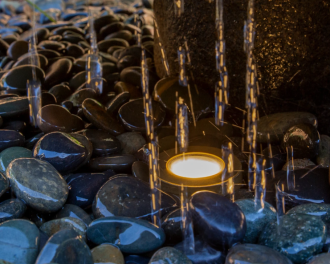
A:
[167, 153, 224, 178]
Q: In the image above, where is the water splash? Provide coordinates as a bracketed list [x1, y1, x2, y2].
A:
[286, 146, 295, 191]
[176, 97, 189, 153]
[178, 46, 188, 87]
[221, 142, 234, 201]
[86, 8, 103, 94]
[174, 0, 184, 17]
[255, 159, 266, 210]
[155, 19, 170, 76]
[267, 133, 275, 179]
[275, 182, 286, 226]
[215, 81, 225, 126]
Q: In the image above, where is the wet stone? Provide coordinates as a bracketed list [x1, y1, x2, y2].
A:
[106, 91, 130, 115]
[282, 123, 320, 159]
[38, 40, 66, 52]
[316, 135, 330, 167]
[92, 175, 177, 220]
[149, 247, 192, 264]
[258, 214, 326, 264]
[42, 92, 57, 106]
[118, 98, 166, 132]
[0, 130, 25, 151]
[0, 198, 27, 223]
[55, 204, 92, 226]
[2, 120, 26, 132]
[114, 81, 142, 99]
[116, 132, 146, 155]
[65, 171, 115, 209]
[40, 217, 87, 240]
[88, 154, 136, 173]
[0, 96, 29, 118]
[75, 129, 121, 157]
[68, 88, 98, 107]
[120, 66, 159, 91]
[33, 132, 88, 173]
[49, 83, 72, 104]
[25, 132, 44, 150]
[257, 112, 317, 143]
[125, 255, 150, 264]
[44, 58, 73, 88]
[36, 229, 93, 264]
[287, 203, 330, 224]
[37, 104, 84, 133]
[98, 38, 129, 52]
[190, 191, 246, 250]
[0, 219, 39, 264]
[91, 244, 125, 264]
[235, 199, 277, 243]
[225, 243, 293, 264]
[132, 161, 149, 183]
[7, 158, 68, 213]
[82, 98, 125, 136]
[13, 53, 48, 70]
[0, 146, 32, 173]
[7, 40, 29, 60]
[0, 171, 8, 197]
[87, 216, 165, 254]
[161, 208, 183, 245]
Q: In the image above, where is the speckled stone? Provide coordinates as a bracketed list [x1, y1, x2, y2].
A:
[93, 175, 178, 220]
[0, 198, 27, 223]
[316, 135, 330, 167]
[40, 217, 87, 240]
[258, 214, 326, 264]
[287, 203, 330, 224]
[0, 130, 25, 151]
[307, 253, 330, 264]
[55, 204, 92, 226]
[236, 199, 277, 243]
[116, 132, 146, 155]
[281, 159, 316, 171]
[149, 247, 192, 264]
[225, 244, 293, 264]
[0, 219, 39, 264]
[91, 244, 125, 264]
[36, 229, 93, 264]
[7, 158, 68, 213]
[87, 216, 165, 254]
[0, 146, 32, 173]
[0, 171, 9, 197]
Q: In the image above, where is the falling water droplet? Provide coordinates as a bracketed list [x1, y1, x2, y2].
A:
[155, 19, 170, 76]
[286, 146, 295, 191]
[176, 97, 189, 153]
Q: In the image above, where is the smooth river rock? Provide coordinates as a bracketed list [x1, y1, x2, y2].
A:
[0, 198, 27, 223]
[55, 204, 92, 226]
[0, 171, 9, 197]
[149, 247, 192, 264]
[88, 154, 136, 173]
[0, 129, 25, 151]
[91, 244, 125, 264]
[116, 132, 146, 155]
[0, 96, 29, 118]
[287, 203, 330, 224]
[0, 146, 32, 173]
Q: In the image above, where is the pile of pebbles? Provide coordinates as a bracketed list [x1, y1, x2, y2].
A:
[0, 1, 329, 264]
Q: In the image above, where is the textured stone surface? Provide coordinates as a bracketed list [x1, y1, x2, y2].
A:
[287, 203, 330, 224]
[0, 198, 26, 223]
[149, 247, 192, 264]
[116, 132, 146, 155]
[91, 244, 125, 264]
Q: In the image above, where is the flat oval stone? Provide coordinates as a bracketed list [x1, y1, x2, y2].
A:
[0, 171, 9, 197]
[88, 154, 136, 173]
[40, 217, 87, 240]
[287, 203, 330, 224]
[0, 130, 25, 151]
[49, 83, 72, 104]
[257, 112, 317, 143]
[87, 216, 165, 254]
[106, 91, 130, 115]
[0, 198, 27, 223]
[38, 40, 66, 52]
[0, 146, 32, 173]
[93, 175, 177, 219]
[190, 191, 246, 250]
[114, 81, 142, 99]
[36, 229, 93, 264]
[235, 199, 277, 243]
[259, 214, 326, 264]
[82, 98, 125, 136]
[132, 161, 149, 183]
[149, 247, 192, 264]
[100, 21, 125, 39]
[120, 66, 159, 90]
[91, 244, 125, 264]
[308, 253, 330, 264]
[2, 120, 26, 132]
[68, 88, 98, 107]
[13, 53, 48, 70]
[66, 171, 115, 209]
[7, 158, 68, 213]
[55, 204, 92, 226]
[225, 244, 293, 264]
[76, 129, 121, 157]
[0, 96, 29, 118]
[37, 104, 84, 133]
[7, 40, 29, 60]
[98, 38, 129, 52]
[25, 132, 44, 150]
[116, 132, 146, 155]
[118, 98, 166, 132]
[33, 132, 88, 173]
[44, 58, 73, 88]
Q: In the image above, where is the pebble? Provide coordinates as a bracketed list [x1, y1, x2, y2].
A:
[7, 40, 29, 60]
[2, 120, 26, 132]
[132, 161, 149, 183]
[257, 112, 317, 143]
[91, 244, 125, 264]
[33, 132, 88, 173]
[149, 247, 192, 264]
[287, 203, 330, 224]
[235, 199, 277, 243]
[118, 98, 166, 132]
[48, 83, 72, 104]
[282, 158, 316, 170]
[161, 208, 183, 245]
[0, 198, 26, 223]
[69, 70, 87, 91]
[114, 81, 142, 99]
[87, 216, 165, 254]
[93, 175, 177, 220]
[225, 243, 293, 264]
[120, 66, 159, 89]
[190, 191, 246, 250]
[13, 53, 48, 69]
[125, 255, 150, 264]
[307, 253, 330, 264]
[0, 96, 29, 118]
[82, 98, 125, 135]
[0, 219, 39, 264]
[0, 171, 9, 197]
[25, 132, 44, 149]
[106, 91, 130, 115]
[258, 214, 326, 264]
[7, 158, 68, 213]
[116, 132, 146, 155]
[55, 204, 92, 226]
[0, 146, 32, 173]
[40, 217, 87, 240]
[44, 58, 73, 88]
[88, 154, 136, 173]
[316, 135, 330, 167]
[0, 129, 25, 151]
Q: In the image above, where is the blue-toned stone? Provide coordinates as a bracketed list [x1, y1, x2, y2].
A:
[258, 214, 326, 264]
[307, 253, 330, 264]
[0, 129, 25, 151]
[25, 132, 44, 150]
[0, 219, 39, 264]
[93, 175, 178, 220]
[149, 247, 192, 264]
[0, 198, 27, 223]
[125, 255, 150, 264]
[190, 191, 246, 250]
[236, 199, 277, 243]
[0, 171, 9, 197]
[55, 204, 92, 226]
[7, 158, 68, 213]
[36, 229, 93, 264]
[87, 216, 165, 254]
[287, 203, 330, 224]
[0, 146, 32, 173]
[225, 243, 293, 264]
